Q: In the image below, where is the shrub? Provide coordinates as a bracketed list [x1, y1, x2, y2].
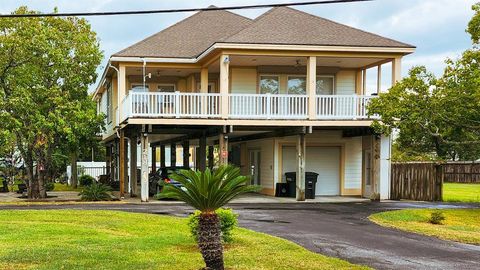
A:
[45, 182, 54, 191]
[79, 183, 112, 201]
[188, 208, 238, 243]
[429, 210, 446, 225]
[79, 174, 95, 186]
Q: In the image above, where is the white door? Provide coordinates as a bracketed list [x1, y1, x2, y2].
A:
[282, 146, 341, 196]
[363, 150, 373, 198]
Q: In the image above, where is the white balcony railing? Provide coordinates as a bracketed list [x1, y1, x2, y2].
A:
[229, 93, 308, 119]
[119, 91, 377, 121]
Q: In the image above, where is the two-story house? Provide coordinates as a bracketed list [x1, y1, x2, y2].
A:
[93, 6, 414, 202]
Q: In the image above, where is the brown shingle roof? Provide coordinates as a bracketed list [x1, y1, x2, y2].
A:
[224, 7, 414, 48]
[114, 6, 413, 59]
[113, 7, 253, 58]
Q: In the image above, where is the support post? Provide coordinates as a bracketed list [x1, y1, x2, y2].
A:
[182, 141, 190, 168]
[296, 133, 306, 201]
[219, 134, 228, 165]
[170, 143, 176, 167]
[106, 145, 112, 176]
[151, 146, 157, 173]
[123, 140, 129, 194]
[307, 56, 317, 119]
[362, 69, 367, 94]
[198, 135, 207, 171]
[130, 136, 137, 197]
[140, 134, 149, 202]
[220, 54, 229, 119]
[118, 64, 126, 124]
[391, 57, 402, 85]
[377, 64, 382, 94]
[119, 130, 126, 198]
[160, 145, 166, 168]
[208, 146, 214, 169]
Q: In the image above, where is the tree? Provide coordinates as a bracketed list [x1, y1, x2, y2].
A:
[0, 7, 103, 198]
[159, 166, 259, 270]
[369, 3, 480, 161]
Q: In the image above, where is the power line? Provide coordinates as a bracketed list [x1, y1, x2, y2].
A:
[0, 0, 373, 18]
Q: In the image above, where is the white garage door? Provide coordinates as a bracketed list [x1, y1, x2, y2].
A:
[282, 146, 341, 196]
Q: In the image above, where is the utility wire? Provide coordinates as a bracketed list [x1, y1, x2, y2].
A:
[0, 0, 373, 18]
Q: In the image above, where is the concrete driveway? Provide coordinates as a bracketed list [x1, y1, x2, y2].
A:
[0, 201, 478, 270]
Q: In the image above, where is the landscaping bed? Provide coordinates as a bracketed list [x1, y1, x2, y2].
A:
[0, 210, 368, 270]
[369, 209, 480, 245]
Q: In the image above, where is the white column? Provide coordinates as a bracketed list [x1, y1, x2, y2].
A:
[307, 56, 317, 119]
[377, 64, 382, 94]
[379, 134, 392, 200]
[220, 55, 229, 119]
[118, 64, 126, 123]
[140, 133, 149, 202]
[391, 57, 402, 85]
[130, 136, 137, 197]
[296, 133, 306, 201]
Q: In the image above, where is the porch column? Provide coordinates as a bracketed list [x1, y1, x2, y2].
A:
[182, 141, 190, 168]
[377, 65, 382, 94]
[151, 146, 157, 172]
[119, 130, 126, 198]
[219, 134, 228, 165]
[118, 64, 126, 124]
[307, 56, 317, 119]
[198, 135, 207, 171]
[123, 139, 129, 194]
[201, 67, 209, 93]
[106, 145, 112, 176]
[392, 57, 402, 85]
[140, 133, 149, 202]
[355, 69, 363, 95]
[130, 136, 138, 197]
[160, 145, 166, 168]
[208, 145, 214, 169]
[170, 143, 177, 167]
[362, 69, 367, 94]
[220, 54, 230, 119]
[296, 133, 306, 201]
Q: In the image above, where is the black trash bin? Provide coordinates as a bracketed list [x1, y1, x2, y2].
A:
[305, 172, 319, 199]
[275, 183, 289, 197]
[284, 172, 296, 198]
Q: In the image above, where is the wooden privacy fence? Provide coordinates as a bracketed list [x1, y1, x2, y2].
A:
[391, 162, 443, 201]
[442, 162, 480, 183]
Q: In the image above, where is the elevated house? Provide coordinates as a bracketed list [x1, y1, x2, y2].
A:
[93, 6, 414, 201]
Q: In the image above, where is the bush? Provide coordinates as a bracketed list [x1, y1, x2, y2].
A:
[188, 208, 238, 243]
[79, 174, 95, 186]
[79, 183, 112, 201]
[429, 210, 446, 225]
[45, 182, 54, 191]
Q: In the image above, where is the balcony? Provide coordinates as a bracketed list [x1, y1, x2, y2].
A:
[120, 91, 377, 122]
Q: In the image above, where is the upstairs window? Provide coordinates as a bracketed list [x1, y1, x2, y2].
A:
[106, 82, 113, 123]
[157, 84, 176, 92]
[287, 76, 306, 95]
[131, 84, 149, 92]
[316, 76, 334, 95]
[259, 75, 279, 94]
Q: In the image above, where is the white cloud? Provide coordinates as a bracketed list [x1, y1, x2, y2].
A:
[403, 50, 464, 77]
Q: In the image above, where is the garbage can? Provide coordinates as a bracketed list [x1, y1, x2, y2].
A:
[284, 172, 296, 198]
[305, 172, 319, 199]
[275, 183, 289, 197]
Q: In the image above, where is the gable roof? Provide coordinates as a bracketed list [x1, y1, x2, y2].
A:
[113, 6, 413, 59]
[223, 7, 413, 48]
[113, 7, 252, 58]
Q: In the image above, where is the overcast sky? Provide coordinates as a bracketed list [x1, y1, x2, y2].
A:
[1, 0, 476, 92]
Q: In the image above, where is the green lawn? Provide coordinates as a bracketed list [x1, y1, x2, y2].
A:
[370, 209, 480, 245]
[0, 210, 368, 270]
[53, 183, 83, 192]
[443, 183, 480, 203]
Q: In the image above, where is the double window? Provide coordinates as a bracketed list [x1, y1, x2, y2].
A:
[259, 75, 334, 95]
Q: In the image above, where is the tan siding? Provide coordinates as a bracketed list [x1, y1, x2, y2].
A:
[335, 70, 356, 95]
[231, 68, 257, 93]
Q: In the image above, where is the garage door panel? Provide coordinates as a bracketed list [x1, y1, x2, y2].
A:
[282, 146, 341, 196]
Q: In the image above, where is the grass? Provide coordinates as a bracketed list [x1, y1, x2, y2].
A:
[443, 183, 480, 203]
[53, 183, 83, 192]
[370, 209, 480, 245]
[0, 210, 368, 270]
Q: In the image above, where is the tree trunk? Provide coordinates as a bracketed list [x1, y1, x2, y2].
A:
[198, 212, 224, 270]
[38, 164, 47, 199]
[71, 152, 78, 188]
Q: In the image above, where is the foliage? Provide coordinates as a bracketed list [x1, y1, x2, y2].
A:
[428, 210, 445, 225]
[79, 183, 112, 201]
[370, 209, 480, 245]
[188, 208, 238, 243]
[369, 4, 480, 161]
[0, 210, 366, 270]
[0, 7, 103, 199]
[45, 182, 54, 192]
[159, 165, 260, 270]
[79, 174, 95, 186]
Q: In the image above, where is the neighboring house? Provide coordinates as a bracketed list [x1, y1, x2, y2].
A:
[93, 6, 415, 202]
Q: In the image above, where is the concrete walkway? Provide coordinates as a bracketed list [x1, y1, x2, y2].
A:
[0, 201, 478, 270]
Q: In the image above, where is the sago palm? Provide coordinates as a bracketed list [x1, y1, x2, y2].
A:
[159, 165, 259, 270]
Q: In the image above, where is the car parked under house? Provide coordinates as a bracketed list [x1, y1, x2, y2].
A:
[93, 6, 415, 202]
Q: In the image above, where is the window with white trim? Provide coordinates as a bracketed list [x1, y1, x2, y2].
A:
[316, 76, 334, 95]
[157, 84, 176, 92]
[259, 75, 279, 94]
[131, 84, 149, 92]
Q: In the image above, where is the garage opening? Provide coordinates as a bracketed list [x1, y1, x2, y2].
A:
[282, 146, 341, 196]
